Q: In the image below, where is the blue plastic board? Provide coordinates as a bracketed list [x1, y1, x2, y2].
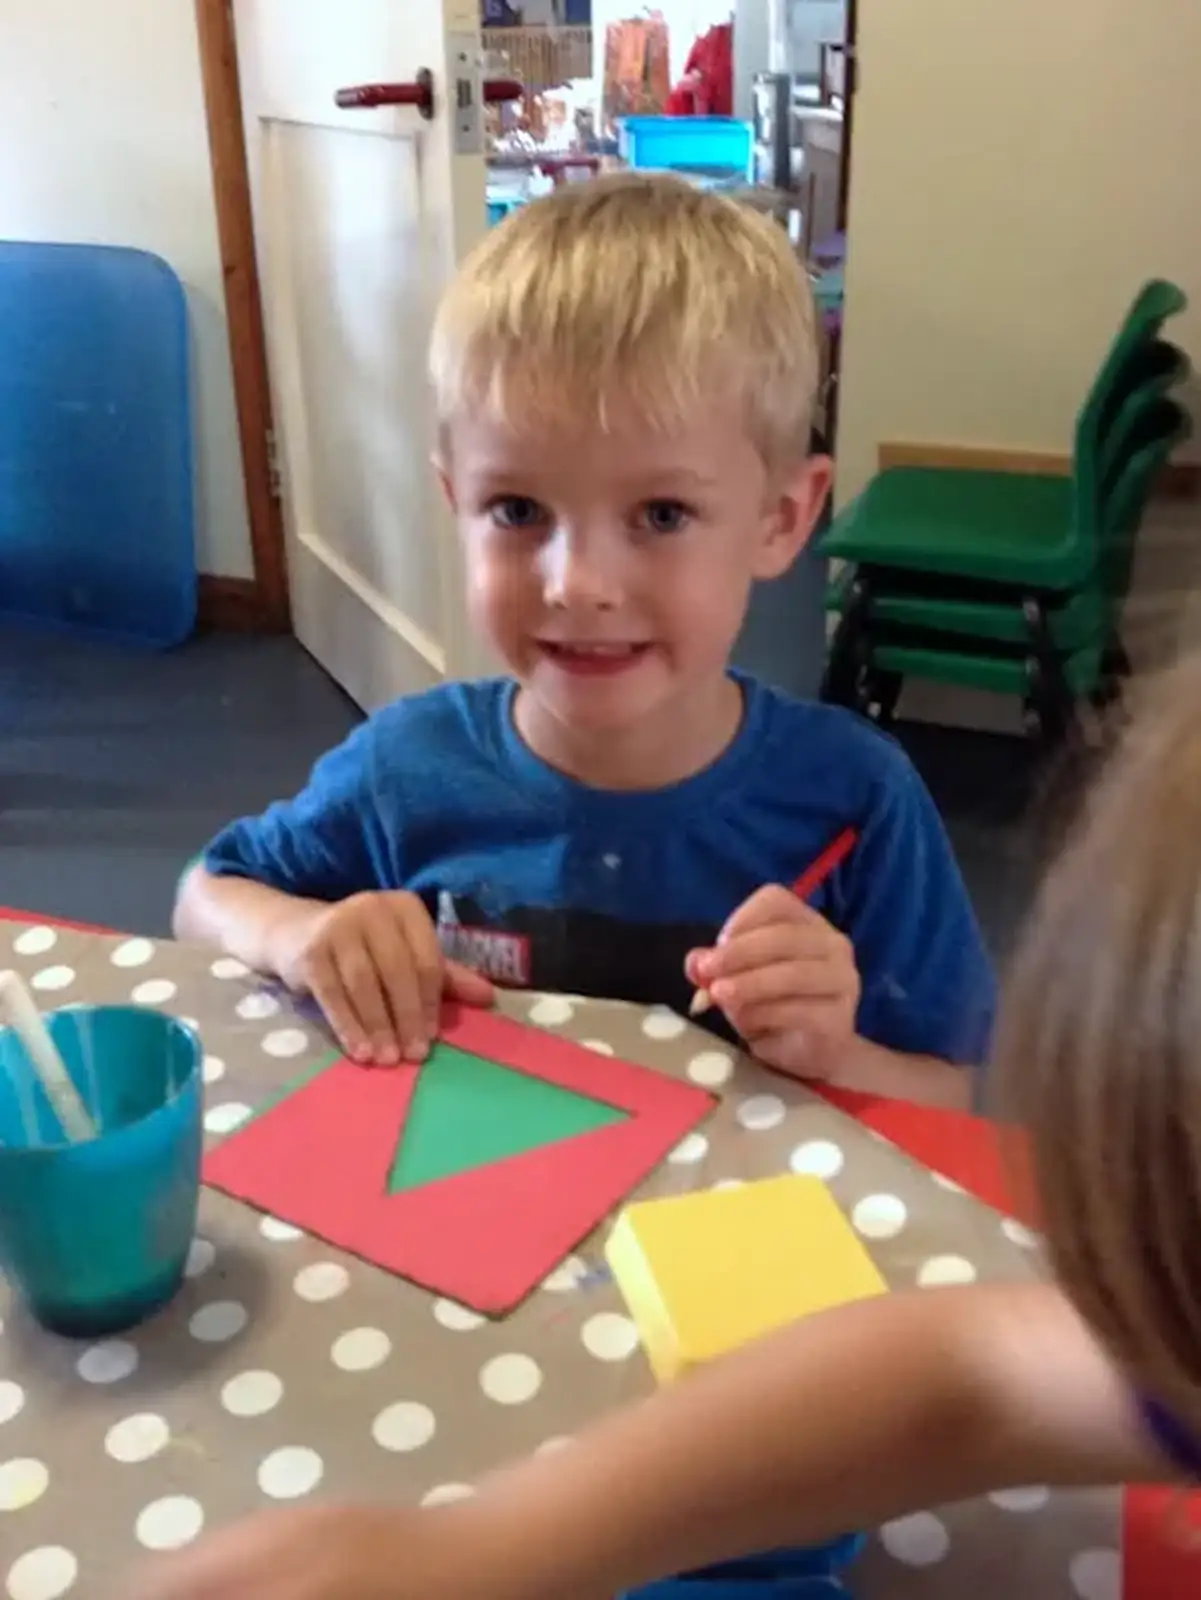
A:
[0, 241, 196, 648]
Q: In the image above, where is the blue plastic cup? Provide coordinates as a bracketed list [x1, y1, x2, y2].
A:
[0, 1005, 202, 1337]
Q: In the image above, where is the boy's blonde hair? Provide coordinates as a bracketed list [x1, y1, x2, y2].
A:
[429, 172, 819, 475]
[1000, 655, 1201, 1426]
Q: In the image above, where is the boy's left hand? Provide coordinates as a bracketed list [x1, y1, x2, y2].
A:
[687, 885, 861, 1082]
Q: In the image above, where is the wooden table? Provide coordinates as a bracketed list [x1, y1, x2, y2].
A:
[0, 915, 1126, 1599]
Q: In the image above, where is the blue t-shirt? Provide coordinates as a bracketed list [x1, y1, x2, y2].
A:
[203, 673, 996, 1064]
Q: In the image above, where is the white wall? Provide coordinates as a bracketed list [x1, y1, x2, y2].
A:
[0, 0, 253, 578]
[837, 0, 1201, 504]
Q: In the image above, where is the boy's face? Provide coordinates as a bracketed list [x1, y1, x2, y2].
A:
[440, 401, 831, 780]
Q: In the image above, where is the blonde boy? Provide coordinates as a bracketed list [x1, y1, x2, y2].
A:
[176, 173, 993, 1106]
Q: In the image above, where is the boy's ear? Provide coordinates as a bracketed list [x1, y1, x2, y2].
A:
[751, 454, 834, 581]
[433, 454, 457, 512]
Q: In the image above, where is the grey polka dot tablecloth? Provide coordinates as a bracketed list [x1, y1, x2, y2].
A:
[0, 920, 1122, 1599]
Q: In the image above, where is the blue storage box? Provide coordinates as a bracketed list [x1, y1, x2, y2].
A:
[0, 240, 196, 649]
[619, 117, 753, 181]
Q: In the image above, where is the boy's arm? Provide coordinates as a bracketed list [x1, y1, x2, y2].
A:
[832, 757, 997, 1102]
[174, 718, 391, 963]
[173, 866, 326, 975]
[833, 1037, 972, 1109]
[453, 1284, 1164, 1600]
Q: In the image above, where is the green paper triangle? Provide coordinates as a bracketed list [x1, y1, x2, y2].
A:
[388, 1042, 628, 1192]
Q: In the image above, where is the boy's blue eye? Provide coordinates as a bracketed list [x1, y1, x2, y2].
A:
[489, 496, 547, 530]
[641, 500, 691, 536]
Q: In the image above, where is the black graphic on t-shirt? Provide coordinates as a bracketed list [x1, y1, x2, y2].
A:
[422, 890, 737, 1046]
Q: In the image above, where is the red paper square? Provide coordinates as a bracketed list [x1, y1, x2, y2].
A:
[204, 1003, 716, 1316]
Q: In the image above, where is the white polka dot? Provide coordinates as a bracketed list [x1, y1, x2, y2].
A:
[433, 1299, 485, 1331]
[185, 1238, 216, 1279]
[582, 1039, 615, 1055]
[211, 957, 250, 980]
[76, 1340, 138, 1384]
[0, 1459, 49, 1512]
[0, 1384, 24, 1426]
[29, 966, 74, 994]
[236, 992, 281, 1021]
[204, 1102, 252, 1135]
[537, 1436, 571, 1455]
[711, 1178, 744, 1192]
[480, 1353, 542, 1405]
[790, 1139, 845, 1179]
[13, 927, 56, 957]
[293, 1262, 350, 1302]
[5, 1546, 77, 1600]
[528, 995, 575, 1027]
[189, 1301, 248, 1343]
[332, 1329, 392, 1372]
[581, 1313, 639, 1362]
[136, 1496, 204, 1551]
[668, 1132, 709, 1165]
[1002, 1218, 1041, 1250]
[262, 1028, 308, 1060]
[542, 1257, 587, 1293]
[131, 978, 177, 1006]
[180, 1018, 199, 1033]
[736, 1094, 786, 1132]
[258, 1446, 323, 1500]
[372, 1402, 436, 1453]
[931, 1172, 964, 1194]
[104, 1414, 169, 1464]
[989, 1486, 1051, 1513]
[221, 1371, 284, 1418]
[852, 1194, 909, 1241]
[880, 1511, 951, 1566]
[1070, 1548, 1120, 1600]
[202, 1055, 226, 1085]
[687, 1050, 734, 1088]
[260, 1216, 303, 1243]
[642, 1006, 687, 1041]
[422, 1484, 474, 1507]
[917, 1255, 978, 1288]
[110, 937, 155, 969]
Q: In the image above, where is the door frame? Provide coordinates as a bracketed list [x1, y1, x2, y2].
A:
[193, 0, 290, 631]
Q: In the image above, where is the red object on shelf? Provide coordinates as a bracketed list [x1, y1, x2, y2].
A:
[334, 71, 522, 119]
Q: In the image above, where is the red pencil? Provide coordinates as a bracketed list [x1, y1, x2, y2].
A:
[690, 825, 860, 1017]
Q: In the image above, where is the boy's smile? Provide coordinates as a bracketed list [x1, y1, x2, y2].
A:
[441, 402, 831, 789]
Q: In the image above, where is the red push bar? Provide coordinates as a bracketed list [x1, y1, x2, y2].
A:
[334, 71, 522, 120]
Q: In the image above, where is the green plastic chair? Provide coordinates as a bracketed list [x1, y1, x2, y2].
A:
[825, 392, 1191, 650]
[822, 280, 1188, 589]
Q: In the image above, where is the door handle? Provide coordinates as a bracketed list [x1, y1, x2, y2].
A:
[334, 72, 523, 120]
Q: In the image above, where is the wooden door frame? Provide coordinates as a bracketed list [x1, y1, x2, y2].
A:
[194, 0, 291, 631]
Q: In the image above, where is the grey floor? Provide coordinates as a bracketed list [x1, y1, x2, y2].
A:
[0, 624, 1046, 960]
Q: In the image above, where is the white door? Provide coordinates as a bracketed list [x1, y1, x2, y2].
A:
[233, 0, 495, 710]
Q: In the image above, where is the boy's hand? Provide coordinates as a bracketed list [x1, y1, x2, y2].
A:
[128, 1504, 425, 1600]
[266, 890, 493, 1065]
[687, 885, 860, 1082]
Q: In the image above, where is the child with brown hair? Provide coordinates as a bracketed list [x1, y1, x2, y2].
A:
[136, 654, 1201, 1599]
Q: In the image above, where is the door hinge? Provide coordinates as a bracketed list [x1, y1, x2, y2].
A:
[266, 428, 283, 500]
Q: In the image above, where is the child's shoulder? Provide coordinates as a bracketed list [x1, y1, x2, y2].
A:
[743, 675, 919, 814]
[357, 677, 511, 762]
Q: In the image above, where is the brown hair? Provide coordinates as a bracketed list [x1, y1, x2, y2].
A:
[429, 171, 819, 475]
[1000, 653, 1201, 1422]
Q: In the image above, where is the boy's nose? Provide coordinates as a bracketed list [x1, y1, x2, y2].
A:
[540, 528, 624, 611]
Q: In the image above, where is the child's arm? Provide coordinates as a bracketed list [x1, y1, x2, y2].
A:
[133, 1284, 1174, 1600]
[173, 865, 322, 973]
[456, 1282, 1165, 1598]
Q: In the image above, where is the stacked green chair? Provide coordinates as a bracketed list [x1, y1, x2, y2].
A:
[820, 281, 1191, 744]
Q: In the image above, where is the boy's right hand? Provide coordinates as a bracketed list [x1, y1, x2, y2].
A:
[265, 891, 493, 1065]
